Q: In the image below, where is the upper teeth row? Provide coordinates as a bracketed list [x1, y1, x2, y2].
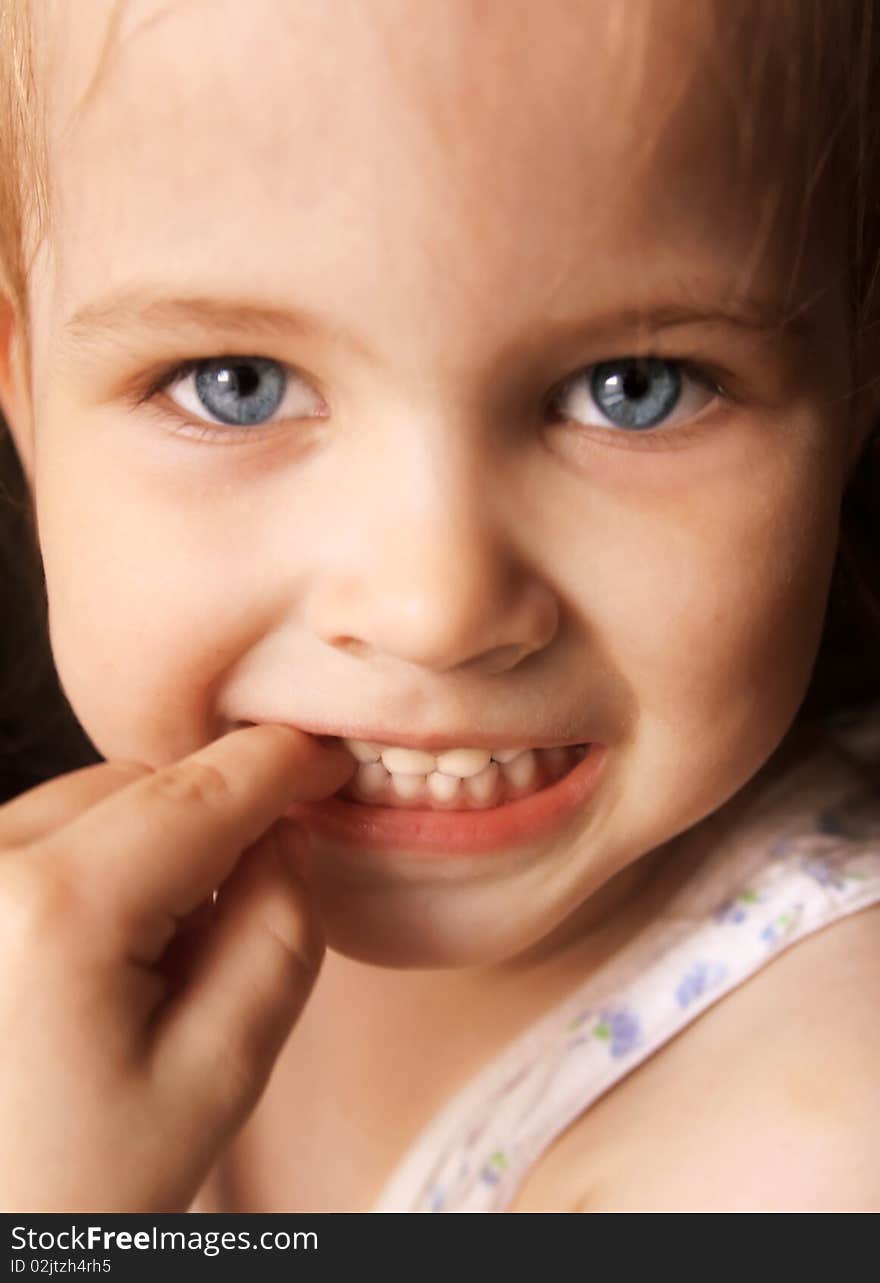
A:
[343, 739, 529, 778]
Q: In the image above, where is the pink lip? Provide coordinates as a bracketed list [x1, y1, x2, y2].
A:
[282, 723, 586, 754]
[284, 742, 607, 857]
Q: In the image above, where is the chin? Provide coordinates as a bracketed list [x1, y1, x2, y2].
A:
[325, 932, 462, 970]
[319, 908, 492, 970]
[311, 886, 529, 970]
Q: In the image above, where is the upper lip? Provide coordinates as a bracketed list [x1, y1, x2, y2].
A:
[274, 722, 591, 753]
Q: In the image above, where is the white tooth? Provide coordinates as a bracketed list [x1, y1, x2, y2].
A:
[502, 749, 537, 789]
[387, 771, 425, 799]
[345, 738, 382, 763]
[491, 747, 527, 764]
[435, 748, 491, 778]
[465, 762, 499, 803]
[356, 762, 389, 795]
[427, 771, 460, 802]
[381, 746, 437, 775]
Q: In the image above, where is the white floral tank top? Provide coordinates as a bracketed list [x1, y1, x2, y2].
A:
[372, 701, 880, 1212]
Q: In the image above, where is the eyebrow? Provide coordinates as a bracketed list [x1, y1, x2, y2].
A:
[63, 290, 380, 362]
[61, 286, 821, 363]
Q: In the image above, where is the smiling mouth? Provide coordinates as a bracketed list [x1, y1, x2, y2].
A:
[335, 739, 590, 811]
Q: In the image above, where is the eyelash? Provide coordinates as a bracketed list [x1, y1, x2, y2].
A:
[548, 359, 727, 451]
[130, 357, 320, 444]
[129, 354, 731, 449]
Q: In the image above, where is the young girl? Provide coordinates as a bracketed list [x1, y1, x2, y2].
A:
[0, 0, 879, 1212]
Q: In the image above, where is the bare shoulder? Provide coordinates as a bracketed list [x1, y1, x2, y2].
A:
[510, 902, 880, 1212]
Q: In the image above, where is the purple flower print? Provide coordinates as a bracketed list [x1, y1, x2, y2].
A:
[760, 920, 779, 946]
[760, 905, 802, 948]
[675, 960, 728, 1008]
[479, 1151, 508, 1186]
[593, 1006, 641, 1058]
[799, 856, 848, 890]
[713, 899, 746, 924]
[712, 887, 760, 924]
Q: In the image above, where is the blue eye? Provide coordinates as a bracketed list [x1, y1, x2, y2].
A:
[136, 350, 721, 445]
[191, 356, 285, 426]
[145, 355, 324, 434]
[553, 356, 718, 437]
[591, 357, 679, 429]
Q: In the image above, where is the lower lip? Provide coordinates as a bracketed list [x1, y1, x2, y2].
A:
[284, 743, 607, 857]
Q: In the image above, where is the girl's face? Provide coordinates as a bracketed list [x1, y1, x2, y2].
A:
[3, 0, 871, 967]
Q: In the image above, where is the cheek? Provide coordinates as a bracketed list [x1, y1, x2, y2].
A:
[30, 424, 276, 765]
[595, 423, 838, 706]
[527, 423, 844, 895]
[613, 492, 835, 726]
[586, 424, 842, 822]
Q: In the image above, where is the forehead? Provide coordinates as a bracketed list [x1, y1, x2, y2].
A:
[35, 0, 824, 349]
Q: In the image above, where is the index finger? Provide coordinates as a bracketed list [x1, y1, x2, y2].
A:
[0, 760, 151, 849]
[32, 724, 354, 956]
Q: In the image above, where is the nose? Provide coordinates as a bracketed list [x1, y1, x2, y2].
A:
[303, 427, 559, 676]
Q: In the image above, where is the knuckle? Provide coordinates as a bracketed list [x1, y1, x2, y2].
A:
[107, 759, 154, 779]
[150, 759, 235, 811]
[0, 856, 77, 950]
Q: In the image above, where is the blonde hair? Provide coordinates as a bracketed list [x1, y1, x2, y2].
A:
[0, 0, 879, 797]
[0, 0, 103, 796]
[0, 0, 47, 388]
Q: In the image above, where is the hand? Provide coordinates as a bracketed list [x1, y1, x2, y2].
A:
[0, 723, 354, 1211]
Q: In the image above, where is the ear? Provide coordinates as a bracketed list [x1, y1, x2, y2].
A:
[0, 296, 36, 486]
